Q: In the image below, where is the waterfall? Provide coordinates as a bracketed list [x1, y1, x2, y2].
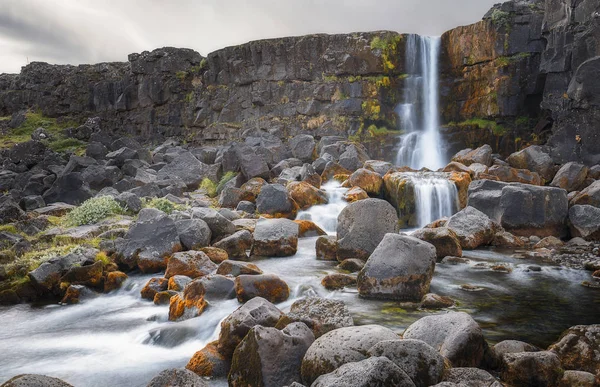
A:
[395, 35, 445, 171]
[409, 173, 459, 227]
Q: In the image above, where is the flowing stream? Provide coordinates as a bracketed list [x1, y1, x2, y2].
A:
[1, 182, 599, 386]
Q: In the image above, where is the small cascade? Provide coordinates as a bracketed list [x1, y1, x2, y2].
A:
[395, 34, 445, 171]
[409, 174, 459, 227]
[296, 181, 348, 234]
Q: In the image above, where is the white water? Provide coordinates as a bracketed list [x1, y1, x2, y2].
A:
[409, 173, 459, 227]
[396, 35, 445, 170]
[296, 182, 347, 234]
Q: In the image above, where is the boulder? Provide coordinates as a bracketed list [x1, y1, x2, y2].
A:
[345, 168, 383, 195]
[294, 220, 327, 238]
[571, 180, 600, 207]
[446, 206, 500, 249]
[8, 140, 47, 167]
[569, 205, 600, 241]
[154, 290, 178, 305]
[287, 181, 328, 210]
[234, 274, 290, 304]
[251, 218, 299, 257]
[191, 207, 236, 239]
[217, 297, 284, 357]
[421, 293, 455, 309]
[493, 340, 540, 357]
[451, 145, 493, 167]
[363, 160, 395, 176]
[548, 324, 600, 377]
[442, 368, 502, 387]
[117, 208, 182, 273]
[311, 356, 414, 387]
[289, 134, 316, 162]
[281, 297, 354, 338]
[0, 374, 73, 387]
[403, 312, 487, 367]
[501, 351, 563, 387]
[141, 277, 168, 300]
[81, 165, 122, 191]
[175, 219, 211, 250]
[106, 147, 138, 167]
[336, 198, 398, 260]
[321, 273, 357, 290]
[164, 251, 217, 279]
[167, 275, 192, 292]
[156, 151, 218, 189]
[256, 184, 298, 219]
[186, 341, 231, 378]
[300, 324, 400, 385]
[236, 200, 256, 213]
[551, 162, 589, 192]
[229, 322, 315, 387]
[411, 227, 462, 259]
[343, 186, 369, 202]
[213, 230, 253, 260]
[315, 235, 337, 261]
[28, 248, 97, 295]
[42, 173, 94, 205]
[486, 165, 543, 185]
[146, 368, 207, 387]
[236, 146, 270, 180]
[367, 339, 445, 387]
[200, 247, 229, 264]
[218, 187, 254, 209]
[559, 371, 597, 387]
[0, 198, 25, 224]
[196, 275, 235, 300]
[357, 233, 436, 301]
[104, 271, 128, 292]
[168, 280, 208, 321]
[217, 260, 263, 276]
[60, 261, 104, 287]
[468, 179, 569, 237]
[321, 161, 352, 183]
[507, 145, 556, 181]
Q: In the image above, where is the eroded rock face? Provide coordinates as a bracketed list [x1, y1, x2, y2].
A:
[357, 233, 436, 301]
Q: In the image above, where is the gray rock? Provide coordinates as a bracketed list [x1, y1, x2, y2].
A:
[216, 260, 263, 277]
[28, 248, 97, 294]
[256, 184, 298, 219]
[176, 219, 212, 250]
[1, 374, 73, 387]
[357, 233, 436, 301]
[446, 206, 500, 249]
[213, 229, 253, 259]
[363, 160, 395, 176]
[569, 205, 600, 240]
[367, 339, 445, 387]
[548, 324, 600, 377]
[191, 207, 236, 239]
[501, 351, 562, 387]
[106, 147, 138, 167]
[86, 142, 108, 160]
[571, 180, 600, 207]
[81, 165, 122, 191]
[300, 324, 400, 385]
[146, 368, 207, 387]
[251, 218, 299, 257]
[336, 198, 398, 260]
[229, 322, 315, 387]
[452, 145, 493, 167]
[289, 134, 316, 162]
[18, 195, 45, 211]
[157, 151, 218, 189]
[284, 297, 354, 338]
[403, 312, 487, 367]
[236, 145, 270, 180]
[42, 172, 94, 205]
[164, 251, 217, 279]
[236, 200, 256, 213]
[550, 162, 589, 192]
[116, 192, 143, 213]
[338, 144, 370, 172]
[507, 145, 556, 181]
[196, 274, 235, 300]
[311, 356, 415, 387]
[559, 370, 597, 387]
[443, 368, 502, 387]
[0, 198, 25, 224]
[411, 227, 462, 259]
[234, 274, 290, 303]
[492, 340, 539, 357]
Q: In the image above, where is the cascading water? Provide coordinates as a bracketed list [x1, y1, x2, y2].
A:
[395, 34, 445, 171]
[409, 173, 459, 227]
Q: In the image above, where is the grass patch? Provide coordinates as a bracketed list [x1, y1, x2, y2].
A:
[370, 35, 403, 72]
[454, 118, 507, 136]
[143, 197, 185, 215]
[216, 172, 238, 193]
[66, 196, 125, 226]
[200, 178, 217, 198]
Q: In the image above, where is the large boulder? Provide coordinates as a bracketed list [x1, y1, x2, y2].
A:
[229, 322, 315, 387]
[336, 198, 398, 260]
[311, 356, 415, 387]
[468, 180, 569, 237]
[236, 146, 271, 180]
[42, 173, 93, 205]
[233, 274, 290, 304]
[367, 339, 445, 387]
[548, 324, 600, 377]
[289, 134, 316, 162]
[568, 205, 600, 240]
[281, 297, 354, 338]
[213, 230, 253, 260]
[451, 145, 493, 167]
[256, 184, 298, 219]
[251, 218, 299, 257]
[550, 162, 589, 192]
[156, 151, 218, 189]
[175, 219, 211, 250]
[186, 341, 231, 378]
[345, 168, 384, 195]
[403, 312, 487, 367]
[28, 248, 97, 295]
[287, 181, 328, 210]
[117, 208, 182, 273]
[217, 297, 284, 357]
[486, 165, 543, 185]
[0, 374, 73, 387]
[357, 234, 436, 301]
[146, 368, 207, 387]
[446, 206, 499, 249]
[300, 324, 400, 385]
[217, 260, 263, 276]
[411, 227, 462, 259]
[507, 145, 556, 181]
[501, 351, 563, 387]
[164, 251, 217, 279]
[570, 180, 600, 207]
[191, 207, 236, 239]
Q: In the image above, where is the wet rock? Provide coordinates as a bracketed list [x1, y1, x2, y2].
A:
[551, 162, 589, 192]
[357, 233, 436, 301]
[256, 184, 298, 219]
[294, 220, 326, 238]
[117, 208, 182, 273]
[229, 322, 315, 387]
[1, 374, 74, 387]
[287, 181, 328, 210]
[534, 236, 564, 249]
[196, 274, 235, 300]
[452, 145, 493, 167]
[186, 341, 231, 378]
[154, 290, 178, 305]
[217, 296, 284, 357]
[146, 368, 207, 387]
[443, 368, 501, 387]
[200, 247, 228, 264]
[104, 271, 128, 292]
[28, 248, 97, 295]
[421, 293, 455, 309]
[281, 297, 354, 338]
[492, 230, 526, 248]
[315, 235, 337, 261]
[507, 145, 556, 181]
[165, 251, 217, 279]
[548, 324, 600, 377]
[336, 198, 398, 260]
[412, 227, 462, 259]
[60, 285, 94, 304]
[167, 275, 192, 292]
[337, 258, 364, 272]
[191, 207, 236, 239]
[175, 219, 212, 250]
[569, 205, 600, 240]
[446, 206, 500, 249]
[321, 274, 356, 290]
[345, 168, 383, 195]
[141, 277, 168, 300]
[501, 351, 562, 387]
[213, 230, 253, 260]
[403, 312, 487, 367]
[311, 356, 415, 387]
[300, 324, 400, 385]
[60, 260, 104, 287]
[321, 161, 352, 183]
[168, 280, 208, 321]
[216, 260, 263, 276]
[343, 186, 369, 202]
[251, 218, 299, 257]
[234, 274, 290, 304]
[493, 340, 540, 357]
[367, 339, 445, 387]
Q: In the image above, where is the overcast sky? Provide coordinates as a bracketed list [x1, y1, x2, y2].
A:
[0, 0, 499, 74]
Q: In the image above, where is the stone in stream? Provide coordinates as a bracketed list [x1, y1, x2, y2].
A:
[337, 258, 364, 272]
[233, 274, 290, 304]
[357, 233, 436, 302]
[104, 271, 128, 292]
[420, 293, 455, 309]
[287, 181, 328, 210]
[186, 341, 231, 378]
[217, 260, 263, 276]
[321, 273, 356, 290]
[255, 184, 299, 219]
[310, 356, 415, 387]
[191, 207, 236, 240]
[164, 251, 217, 279]
[367, 339, 445, 387]
[294, 220, 327, 238]
[146, 368, 208, 387]
[251, 218, 299, 257]
[153, 290, 178, 305]
[403, 312, 487, 367]
[345, 168, 384, 195]
[548, 324, 600, 377]
[229, 322, 315, 387]
[300, 324, 400, 385]
[336, 198, 398, 260]
[342, 186, 369, 202]
[213, 230, 253, 260]
[411, 227, 462, 259]
[0, 374, 74, 387]
[315, 235, 337, 261]
[167, 275, 192, 292]
[217, 297, 284, 358]
[168, 280, 208, 321]
[500, 351, 563, 387]
[200, 247, 229, 264]
[141, 277, 168, 300]
[446, 206, 500, 249]
[278, 297, 354, 338]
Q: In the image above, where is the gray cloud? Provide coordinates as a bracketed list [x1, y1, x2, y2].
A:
[0, 0, 499, 74]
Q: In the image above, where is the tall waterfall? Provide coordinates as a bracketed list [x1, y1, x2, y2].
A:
[395, 35, 445, 171]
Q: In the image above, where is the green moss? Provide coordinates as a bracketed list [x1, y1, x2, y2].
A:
[455, 118, 507, 136]
[362, 100, 381, 120]
[216, 171, 238, 193]
[176, 71, 187, 81]
[184, 92, 194, 103]
[144, 197, 184, 215]
[48, 138, 86, 153]
[322, 74, 339, 83]
[516, 116, 529, 126]
[66, 196, 125, 226]
[200, 178, 218, 198]
[370, 35, 403, 72]
[366, 125, 401, 137]
[491, 9, 511, 29]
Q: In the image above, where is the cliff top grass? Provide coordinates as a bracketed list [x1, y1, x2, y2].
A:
[0, 110, 85, 153]
[449, 118, 507, 136]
